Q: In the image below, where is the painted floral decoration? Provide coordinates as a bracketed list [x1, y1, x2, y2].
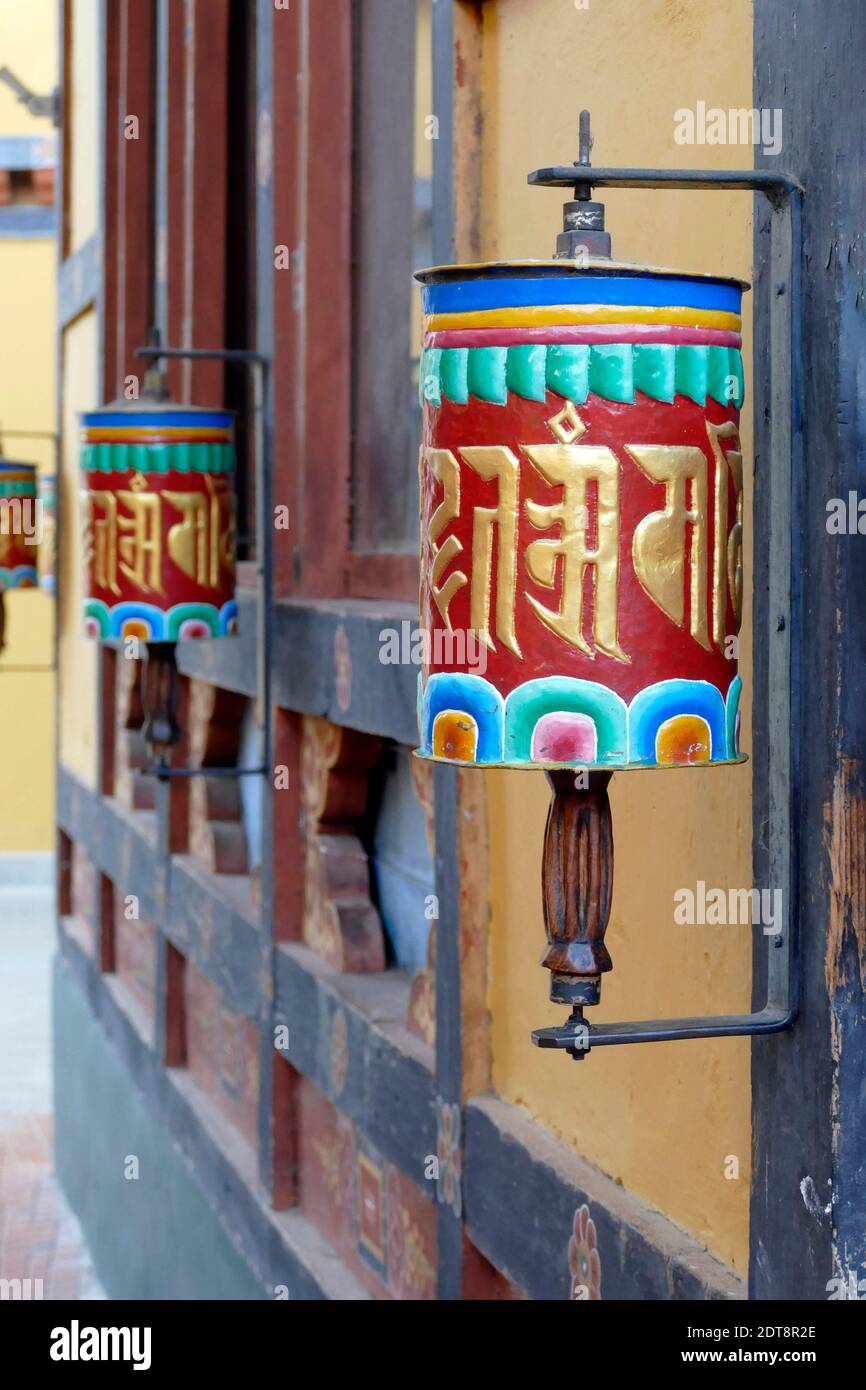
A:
[330, 1006, 349, 1097]
[568, 1203, 602, 1300]
[334, 623, 352, 712]
[436, 1098, 462, 1218]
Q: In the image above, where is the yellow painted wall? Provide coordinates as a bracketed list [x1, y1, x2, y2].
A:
[58, 308, 99, 789]
[480, 0, 754, 1274]
[67, 0, 100, 253]
[55, 0, 101, 788]
[0, 0, 56, 139]
[0, 0, 57, 849]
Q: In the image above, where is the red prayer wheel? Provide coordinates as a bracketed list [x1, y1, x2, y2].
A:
[0, 457, 39, 592]
[413, 122, 752, 1040]
[80, 401, 237, 642]
[414, 257, 746, 772]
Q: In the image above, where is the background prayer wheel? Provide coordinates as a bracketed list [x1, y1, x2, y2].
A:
[37, 473, 57, 596]
[0, 456, 40, 653]
[80, 399, 238, 760]
[0, 457, 39, 592]
[80, 401, 237, 642]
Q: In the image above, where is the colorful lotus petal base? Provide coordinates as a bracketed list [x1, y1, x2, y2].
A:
[417, 672, 743, 769]
[83, 598, 238, 641]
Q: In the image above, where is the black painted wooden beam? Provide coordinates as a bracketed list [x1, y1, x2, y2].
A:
[57, 931, 369, 1300]
[58, 766, 435, 1190]
[57, 767, 261, 1017]
[254, 0, 279, 1217]
[465, 1098, 743, 1302]
[175, 593, 419, 746]
[274, 943, 437, 1190]
[751, 0, 866, 1300]
[58, 765, 745, 1300]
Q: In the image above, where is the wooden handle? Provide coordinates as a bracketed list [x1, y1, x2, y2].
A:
[141, 640, 181, 755]
[541, 770, 614, 1006]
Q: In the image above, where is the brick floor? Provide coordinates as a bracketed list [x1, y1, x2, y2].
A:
[0, 1114, 104, 1301]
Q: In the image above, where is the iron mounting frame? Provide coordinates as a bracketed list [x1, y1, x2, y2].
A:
[528, 164, 803, 1055]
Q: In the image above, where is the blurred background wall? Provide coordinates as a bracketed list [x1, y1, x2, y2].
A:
[0, 0, 56, 851]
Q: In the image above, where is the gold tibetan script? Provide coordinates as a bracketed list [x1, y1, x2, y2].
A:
[425, 448, 467, 629]
[460, 447, 521, 656]
[85, 492, 121, 595]
[706, 420, 743, 635]
[165, 475, 235, 589]
[424, 445, 521, 655]
[423, 414, 743, 660]
[524, 442, 627, 662]
[84, 474, 235, 596]
[627, 445, 710, 649]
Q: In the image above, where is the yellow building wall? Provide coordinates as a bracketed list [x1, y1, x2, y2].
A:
[0, 0, 56, 139]
[0, 0, 57, 850]
[56, 0, 102, 788]
[58, 308, 99, 789]
[67, 0, 100, 253]
[480, 0, 754, 1274]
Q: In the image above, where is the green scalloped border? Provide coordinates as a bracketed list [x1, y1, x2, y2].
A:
[80, 440, 236, 475]
[420, 342, 744, 410]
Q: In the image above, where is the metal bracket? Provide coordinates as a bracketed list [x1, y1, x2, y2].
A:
[132, 343, 273, 788]
[0, 66, 60, 126]
[528, 166, 803, 1055]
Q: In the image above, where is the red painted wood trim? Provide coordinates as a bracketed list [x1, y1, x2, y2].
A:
[99, 873, 116, 974]
[272, 708, 303, 943]
[99, 647, 117, 797]
[346, 552, 418, 602]
[297, 0, 353, 597]
[100, 0, 120, 402]
[272, 0, 301, 597]
[115, 0, 156, 398]
[164, 0, 230, 407]
[165, 0, 186, 402]
[163, 940, 187, 1067]
[187, 0, 230, 406]
[271, 1052, 300, 1209]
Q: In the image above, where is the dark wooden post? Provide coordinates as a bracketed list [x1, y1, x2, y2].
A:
[751, 0, 866, 1300]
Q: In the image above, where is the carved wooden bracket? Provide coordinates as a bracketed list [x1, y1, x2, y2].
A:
[407, 755, 436, 1046]
[188, 679, 249, 875]
[115, 654, 155, 812]
[299, 716, 386, 973]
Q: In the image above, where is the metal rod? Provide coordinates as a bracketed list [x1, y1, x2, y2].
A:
[528, 166, 804, 205]
[135, 346, 267, 364]
[533, 1006, 796, 1054]
[143, 764, 267, 781]
[0, 429, 59, 440]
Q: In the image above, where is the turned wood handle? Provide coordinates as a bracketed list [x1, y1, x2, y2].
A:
[541, 770, 613, 1006]
[141, 641, 181, 754]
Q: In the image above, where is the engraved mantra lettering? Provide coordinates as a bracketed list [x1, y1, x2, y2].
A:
[423, 424, 743, 661]
[84, 474, 235, 595]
